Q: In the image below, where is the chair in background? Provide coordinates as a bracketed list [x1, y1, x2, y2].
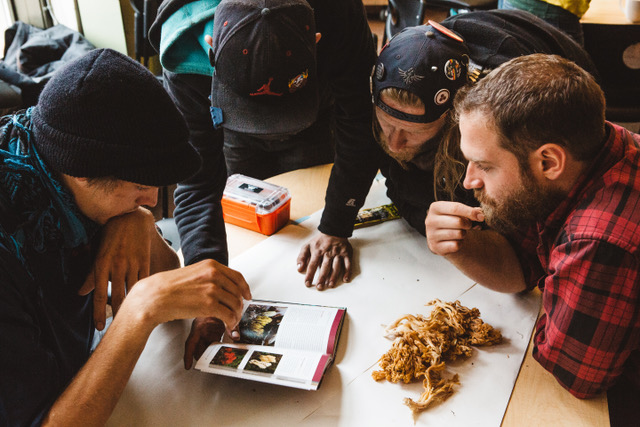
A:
[583, 23, 640, 124]
[129, 0, 159, 67]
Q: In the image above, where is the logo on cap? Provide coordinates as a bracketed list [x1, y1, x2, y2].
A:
[398, 68, 425, 85]
[434, 89, 450, 105]
[444, 59, 462, 81]
[250, 77, 282, 97]
[375, 63, 385, 81]
[288, 70, 309, 93]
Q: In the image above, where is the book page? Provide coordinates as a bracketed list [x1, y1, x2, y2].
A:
[231, 300, 345, 354]
[195, 344, 331, 390]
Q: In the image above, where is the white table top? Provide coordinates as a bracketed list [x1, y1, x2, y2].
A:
[108, 176, 542, 426]
[109, 164, 610, 426]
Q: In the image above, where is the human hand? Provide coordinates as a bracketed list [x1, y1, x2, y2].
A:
[79, 207, 156, 330]
[183, 316, 237, 369]
[425, 201, 484, 256]
[127, 259, 252, 333]
[297, 233, 353, 290]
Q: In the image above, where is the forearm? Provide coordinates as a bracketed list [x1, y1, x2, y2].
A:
[532, 241, 640, 397]
[318, 2, 379, 238]
[43, 302, 156, 426]
[401, 207, 427, 236]
[446, 229, 527, 293]
[163, 70, 229, 265]
[174, 181, 228, 266]
[43, 257, 251, 425]
[319, 125, 380, 238]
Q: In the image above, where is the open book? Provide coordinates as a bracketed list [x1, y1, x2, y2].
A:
[195, 300, 346, 390]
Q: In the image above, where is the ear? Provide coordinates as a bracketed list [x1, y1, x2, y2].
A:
[68, 176, 91, 187]
[531, 143, 566, 181]
[315, 33, 322, 44]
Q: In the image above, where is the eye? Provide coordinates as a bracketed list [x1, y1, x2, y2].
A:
[469, 161, 491, 173]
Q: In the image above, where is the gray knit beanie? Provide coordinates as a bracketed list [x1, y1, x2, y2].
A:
[31, 48, 200, 186]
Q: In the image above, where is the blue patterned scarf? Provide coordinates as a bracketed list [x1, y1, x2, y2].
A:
[0, 108, 97, 275]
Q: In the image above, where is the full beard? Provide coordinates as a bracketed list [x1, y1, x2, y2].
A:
[474, 171, 567, 235]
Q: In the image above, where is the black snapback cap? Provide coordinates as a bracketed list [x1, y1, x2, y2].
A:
[210, 0, 319, 135]
[372, 21, 470, 124]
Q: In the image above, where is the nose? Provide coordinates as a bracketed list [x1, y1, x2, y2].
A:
[138, 187, 159, 208]
[387, 129, 407, 153]
[463, 163, 483, 190]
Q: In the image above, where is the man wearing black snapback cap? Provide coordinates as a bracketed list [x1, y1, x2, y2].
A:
[149, 0, 379, 287]
[0, 48, 251, 425]
[296, 10, 600, 290]
[368, 10, 598, 238]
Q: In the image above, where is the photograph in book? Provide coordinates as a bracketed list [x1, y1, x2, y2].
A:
[244, 351, 283, 374]
[209, 347, 248, 370]
[195, 300, 346, 390]
[239, 304, 287, 346]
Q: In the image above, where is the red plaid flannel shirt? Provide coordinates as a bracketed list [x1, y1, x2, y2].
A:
[511, 123, 640, 398]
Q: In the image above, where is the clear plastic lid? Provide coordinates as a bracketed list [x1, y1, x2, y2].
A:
[223, 174, 291, 214]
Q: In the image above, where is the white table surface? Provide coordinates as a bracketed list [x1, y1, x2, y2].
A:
[108, 178, 541, 427]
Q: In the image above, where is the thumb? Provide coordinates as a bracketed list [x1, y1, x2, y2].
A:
[184, 332, 198, 370]
[78, 271, 96, 296]
[472, 207, 485, 222]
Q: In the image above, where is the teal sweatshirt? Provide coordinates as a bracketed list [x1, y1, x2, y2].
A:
[158, 0, 219, 75]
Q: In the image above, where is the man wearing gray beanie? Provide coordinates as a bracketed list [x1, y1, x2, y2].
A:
[0, 48, 252, 425]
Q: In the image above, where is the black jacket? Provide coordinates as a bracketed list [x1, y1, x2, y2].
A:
[443, 10, 597, 76]
[150, 0, 378, 265]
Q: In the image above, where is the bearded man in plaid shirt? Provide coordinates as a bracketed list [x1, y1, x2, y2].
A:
[425, 54, 640, 425]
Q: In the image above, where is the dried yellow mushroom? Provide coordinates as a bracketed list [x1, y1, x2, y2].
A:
[372, 300, 502, 415]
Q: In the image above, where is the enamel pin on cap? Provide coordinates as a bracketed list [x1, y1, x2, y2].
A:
[428, 20, 464, 43]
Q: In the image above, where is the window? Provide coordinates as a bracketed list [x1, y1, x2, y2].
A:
[0, 0, 15, 55]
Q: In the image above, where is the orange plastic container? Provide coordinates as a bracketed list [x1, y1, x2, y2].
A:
[221, 174, 291, 235]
